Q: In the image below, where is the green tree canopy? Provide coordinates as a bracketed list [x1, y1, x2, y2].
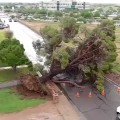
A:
[60, 16, 79, 39]
[81, 10, 93, 19]
[93, 11, 100, 17]
[0, 38, 28, 71]
[39, 17, 117, 93]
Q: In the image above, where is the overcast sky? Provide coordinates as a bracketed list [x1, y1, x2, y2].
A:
[1, 0, 120, 4]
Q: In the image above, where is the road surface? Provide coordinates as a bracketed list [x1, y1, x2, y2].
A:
[2, 18, 45, 66]
[62, 80, 120, 120]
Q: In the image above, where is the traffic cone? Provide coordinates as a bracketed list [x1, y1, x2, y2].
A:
[76, 92, 80, 98]
[117, 87, 120, 92]
[88, 92, 92, 97]
[101, 90, 105, 96]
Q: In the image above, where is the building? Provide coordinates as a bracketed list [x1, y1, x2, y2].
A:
[108, 14, 117, 20]
[39, 0, 90, 11]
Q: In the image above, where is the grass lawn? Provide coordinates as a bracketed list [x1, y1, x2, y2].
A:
[0, 67, 31, 83]
[0, 88, 46, 113]
[0, 31, 5, 41]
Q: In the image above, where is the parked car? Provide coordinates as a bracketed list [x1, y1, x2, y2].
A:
[0, 24, 4, 29]
[9, 19, 12, 22]
[0, 22, 4, 29]
[13, 18, 17, 22]
[117, 106, 120, 119]
[3, 24, 9, 28]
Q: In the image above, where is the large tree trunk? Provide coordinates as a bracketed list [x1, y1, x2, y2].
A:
[12, 66, 17, 72]
[40, 68, 64, 83]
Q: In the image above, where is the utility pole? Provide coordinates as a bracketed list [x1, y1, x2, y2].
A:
[57, 1, 60, 11]
[82, 2, 85, 10]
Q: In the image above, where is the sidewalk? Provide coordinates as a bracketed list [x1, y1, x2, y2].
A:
[0, 65, 28, 70]
[0, 80, 20, 89]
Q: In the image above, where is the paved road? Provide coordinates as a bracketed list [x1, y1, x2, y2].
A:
[63, 80, 120, 120]
[2, 18, 45, 66]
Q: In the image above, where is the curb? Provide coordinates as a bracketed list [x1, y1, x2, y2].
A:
[54, 84, 81, 120]
[106, 77, 120, 87]
[59, 83, 87, 120]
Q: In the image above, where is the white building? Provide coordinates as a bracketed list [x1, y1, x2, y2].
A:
[108, 14, 117, 20]
[39, 0, 90, 11]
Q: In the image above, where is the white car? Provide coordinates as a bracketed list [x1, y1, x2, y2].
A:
[3, 24, 9, 28]
[117, 106, 120, 119]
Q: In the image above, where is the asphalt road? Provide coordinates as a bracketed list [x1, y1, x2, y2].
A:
[62, 80, 120, 120]
[2, 18, 45, 65]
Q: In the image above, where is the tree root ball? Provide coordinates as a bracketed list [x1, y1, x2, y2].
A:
[20, 74, 48, 96]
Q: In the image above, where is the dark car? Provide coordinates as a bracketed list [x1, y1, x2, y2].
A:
[13, 18, 17, 22]
[0, 24, 4, 29]
[9, 19, 12, 22]
[3, 24, 9, 28]
[0, 22, 4, 29]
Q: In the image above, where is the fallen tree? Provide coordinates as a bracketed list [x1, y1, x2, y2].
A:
[21, 18, 117, 94]
[39, 19, 116, 92]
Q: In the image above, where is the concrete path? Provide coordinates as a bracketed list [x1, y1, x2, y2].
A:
[0, 65, 28, 70]
[0, 80, 21, 89]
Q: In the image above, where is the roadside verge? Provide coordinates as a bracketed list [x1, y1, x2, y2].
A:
[18, 20, 40, 35]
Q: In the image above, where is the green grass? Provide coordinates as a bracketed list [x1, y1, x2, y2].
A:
[48, 22, 59, 30]
[0, 88, 46, 113]
[0, 67, 31, 83]
[0, 31, 5, 41]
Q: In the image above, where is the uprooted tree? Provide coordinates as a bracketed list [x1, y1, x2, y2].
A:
[23, 17, 117, 93]
[40, 18, 117, 90]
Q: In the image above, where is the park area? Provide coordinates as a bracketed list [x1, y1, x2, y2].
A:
[0, 88, 63, 120]
[0, 30, 65, 120]
[1, 19, 120, 119]
[0, 31, 45, 117]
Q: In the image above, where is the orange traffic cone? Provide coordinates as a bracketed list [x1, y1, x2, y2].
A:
[88, 92, 92, 97]
[117, 87, 120, 92]
[101, 90, 105, 96]
[76, 92, 80, 98]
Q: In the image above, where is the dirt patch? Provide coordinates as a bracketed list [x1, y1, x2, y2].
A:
[22, 20, 47, 32]
[106, 73, 120, 85]
[19, 20, 59, 33]
[14, 85, 48, 99]
[0, 101, 64, 120]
